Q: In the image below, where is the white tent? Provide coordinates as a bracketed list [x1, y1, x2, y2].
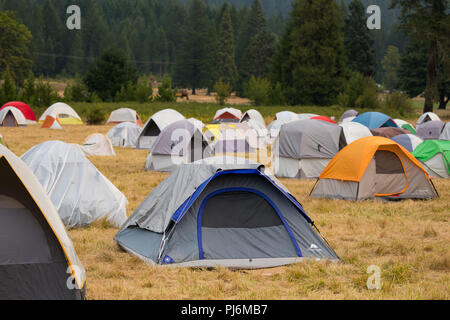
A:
[0, 145, 86, 298]
[107, 122, 141, 148]
[241, 109, 266, 127]
[297, 113, 318, 121]
[440, 123, 450, 140]
[80, 133, 116, 156]
[106, 108, 142, 125]
[39, 103, 82, 124]
[417, 112, 440, 126]
[0, 107, 27, 127]
[21, 141, 128, 228]
[276, 111, 299, 122]
[136, 109, 185, 149]
[339, 122, 373, 144]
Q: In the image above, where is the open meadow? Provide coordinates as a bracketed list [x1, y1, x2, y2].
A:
[1, 104, 449, 300]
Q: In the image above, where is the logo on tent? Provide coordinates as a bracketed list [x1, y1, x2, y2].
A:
[308, 244, 322, 252]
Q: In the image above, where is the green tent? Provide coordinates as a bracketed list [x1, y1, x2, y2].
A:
[401, 123, 416, 134]
[413, 140, 450, 178]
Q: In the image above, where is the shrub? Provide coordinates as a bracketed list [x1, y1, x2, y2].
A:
[115, 81, 137, 102]
[383, 91, 413, 117]
[86, 104, 105, 125]
[64, 79, 89, 102]
[244, 76, 271, 106]
[214, 80, 231, 105]
[33, 76, 59, 108]
[135, 82, 153, 103]
[268, 82, 286, 106]
[355, 78, 380, 109]
[156, 74, 176, 102]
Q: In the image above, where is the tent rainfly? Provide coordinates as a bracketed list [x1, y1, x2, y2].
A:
[273, 119, 346, 179]
[339, 109, 359, 123]
[41, 115, 62, 130]
[1, 101, 37, 124]
[275, 111, 299, 123]
[145, 120, 213, 172]
[352, 112, 398, 130]
[370, 127, 410, 139]
[417, 112, 441, 126]
[241, 109, 266, 127]
[39, 103, 83, 125]
[391, 134, 423, 153]
[413, 140, 450, 179]
[416, 121, 446, 140]
[0, 145, 86, 299]
[310, 137, 438, 201]
[440, 123, 450, 140]
[80, 133, 115, 157]
[115, 157, 338, 268]
[21, 141, 128, 228]
[213, 108, 242, 123]
[136, 109, 185, 149]
[0, 107, 27, 127]
[107, 122, 141, 148]
[339, 122, 372, 144]
[106, 108, 143, 125]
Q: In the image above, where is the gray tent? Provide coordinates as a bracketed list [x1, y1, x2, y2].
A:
[273, 119, 346, 179]
[339, 109, 359, 123]
[145, 120, 213, 172]
[416, 121, 446, 140]
[115, 158, 338, 268]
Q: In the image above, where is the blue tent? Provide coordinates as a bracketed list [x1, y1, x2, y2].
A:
[352, 112, 398, 130]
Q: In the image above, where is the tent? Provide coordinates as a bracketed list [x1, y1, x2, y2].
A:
[39, 103, 83, 125]
[339, 122, 372, 144]
[310, 137, 438, 201]
[416, 121, 446, 140]
[0, 145, 86, 299]
[352, 112, 398, 130]
[145, 120, 213, 172]
[440, 123, 450, 140]
[115, 157, 338, 268]
[394, 119, 416, 134]
[21, 141, 128, 228]
[0, 107, 27, 127]
[417, 112, 440, 126]
[391, 134, 423, 153]
[276, 111, 299, 122]
[311, 115, 336, 124]
[106, 108, 143, 125]
[413, 140, 450, 179]
[235, 121, 268, 150]
[107, 122, 141, 148]
[213, 108, 242, 122]
[339, 109, 359, 123]
[41, 115, 62, 130]
[80, 133, 115, 157]
[212, 128, 256, 160]
[370, 127, 410, 139]
[297, 113, 319, 121]
[1, 101, 36, 124]
[273, 119, 346, 179]
[136, 109, 185, 149]
[241, 109, 266, 127]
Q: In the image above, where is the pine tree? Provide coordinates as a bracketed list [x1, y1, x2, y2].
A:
[205, 22, 219, 93]
[216, 5, 238, 88]
[381, 46, 401, 91]
[344, 0, 375, 77]
[272, 0, 348, 106]
[173, 0, 210, 94]
[0, 67, 17, 104]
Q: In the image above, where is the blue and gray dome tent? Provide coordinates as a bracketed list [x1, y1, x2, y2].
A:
[352, 112, 398, 130]
[115, 157, 338, 268]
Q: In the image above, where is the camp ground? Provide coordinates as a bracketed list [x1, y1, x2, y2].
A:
[0, 145, 86, 300]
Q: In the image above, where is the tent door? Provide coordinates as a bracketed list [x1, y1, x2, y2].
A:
[2, 112, 17, 127]
[197, 188, 300, 260]
[373, 150, 408, 197]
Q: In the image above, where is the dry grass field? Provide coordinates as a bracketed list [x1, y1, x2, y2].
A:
[1, 122, 449, 300]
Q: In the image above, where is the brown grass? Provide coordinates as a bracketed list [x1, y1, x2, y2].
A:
[1, 124, 449, 300]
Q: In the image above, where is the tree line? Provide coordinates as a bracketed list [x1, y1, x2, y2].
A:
[0, 0, 448, 111]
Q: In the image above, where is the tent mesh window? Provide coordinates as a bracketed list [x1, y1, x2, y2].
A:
[375, 151, 404, 174]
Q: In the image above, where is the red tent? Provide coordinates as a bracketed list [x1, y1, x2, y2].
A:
[311, 115, 336, 124]
[1, 101, 37, 122]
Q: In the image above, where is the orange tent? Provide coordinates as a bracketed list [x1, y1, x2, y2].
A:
[41, 115, 62, 129]
[310, 136, 438, 201]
